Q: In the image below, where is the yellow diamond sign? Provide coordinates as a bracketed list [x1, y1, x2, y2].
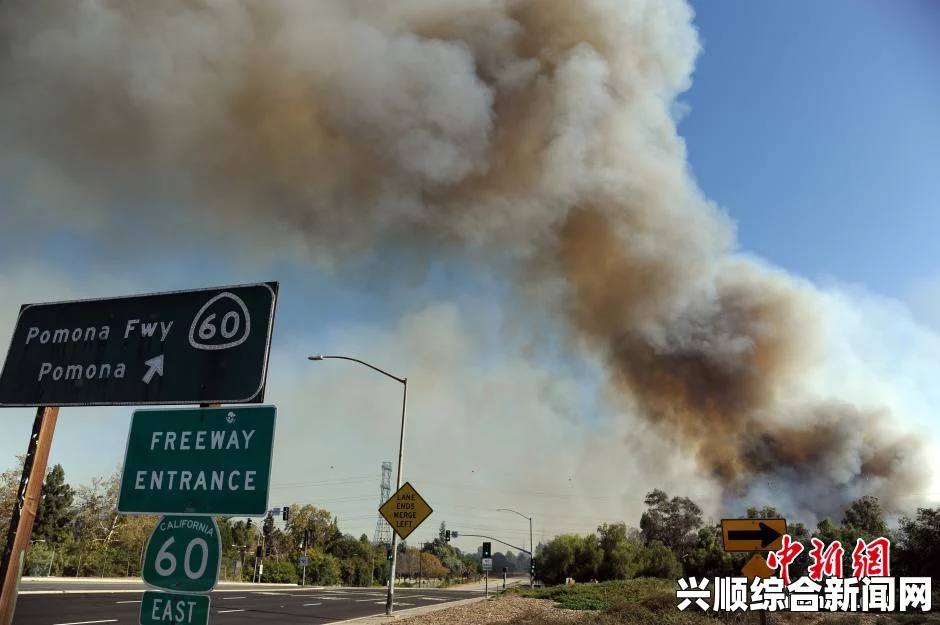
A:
[379, 482, 433, 541]
[741, 553, 774, 581]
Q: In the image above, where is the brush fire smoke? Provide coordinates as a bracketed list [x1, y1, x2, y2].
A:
[0, 0, 930, 518]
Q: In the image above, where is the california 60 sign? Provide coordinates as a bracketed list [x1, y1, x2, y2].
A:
[0, 282, 278, 406]
[143, 516, 221, 594]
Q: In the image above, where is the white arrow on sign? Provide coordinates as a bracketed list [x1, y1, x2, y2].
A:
[142, 355, 164, 384]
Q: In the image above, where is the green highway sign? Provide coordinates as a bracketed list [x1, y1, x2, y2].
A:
[0, 281, 278, 407]
[143, 516, 221, 593]
[117, 406, 276, 515]
[140, 590, 210, 625]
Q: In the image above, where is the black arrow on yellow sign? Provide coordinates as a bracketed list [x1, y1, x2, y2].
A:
[727, 522, 782, 548]
[721, 518, 787, 553]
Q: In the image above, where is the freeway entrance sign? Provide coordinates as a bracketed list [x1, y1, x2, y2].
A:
[378, 482, 432, 541]
[720, 518, 787, 552]
[140, 590, 210, 625]
[117, 406, 277, 515]
[0, 282, 278, 407]
[143, 516, 221, 593]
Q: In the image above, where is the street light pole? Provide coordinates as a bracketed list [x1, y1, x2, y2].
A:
[308, 354, 408, 616]
[497, 508, 534, 589]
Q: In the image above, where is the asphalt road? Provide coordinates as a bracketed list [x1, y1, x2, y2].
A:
[17, 580, 299, 593]
[12, 587, 478, 625]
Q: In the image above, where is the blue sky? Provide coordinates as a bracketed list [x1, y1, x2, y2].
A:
[684, 0, 940, 296]
[1, 1, 938, 544]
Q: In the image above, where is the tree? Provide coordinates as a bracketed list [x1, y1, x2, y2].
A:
[746, 506, 783, 519]
[638, 540, 682, 579]
[304, 550, 342, 585]
[285, 505, 340, 552]
[418, 551, 448, 579]
[841, 496, 888, 538]
[815, 518, 840, 544]
[597, 522, 644, 580]
[73, 468, 124, 546]
[536, 534, 582, 585]
[34, 464, 74, 544]
[892, 507, 940, 580]
[639, 489, 703, 558]
[328, 534, 372, 585]
[0, 457, 25, 553]
[683, 525, 738, 579]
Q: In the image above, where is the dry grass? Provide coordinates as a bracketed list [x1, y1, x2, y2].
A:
[390, 580, 940, 625]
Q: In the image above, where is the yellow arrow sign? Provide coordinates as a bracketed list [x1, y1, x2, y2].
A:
[379, 482, 433, 541]
[720, 518, 787, 552]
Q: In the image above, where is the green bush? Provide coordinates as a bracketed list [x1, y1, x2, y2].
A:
[555, 596, 607, 610]
[260, 560, 297, 584]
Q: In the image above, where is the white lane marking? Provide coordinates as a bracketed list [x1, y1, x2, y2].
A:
[115, 600, 141, 604]
[220, 596, 246, 600]
[54, 621, 119, 625]
[217, 609, 245, 614]
[302, 603, 323, 607]
[417, 597, 450, 601]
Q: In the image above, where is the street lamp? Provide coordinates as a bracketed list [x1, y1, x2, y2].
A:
[308, 354, 408, 616]
[497, 508, 534, 588]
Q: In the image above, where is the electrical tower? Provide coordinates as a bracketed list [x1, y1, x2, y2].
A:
[373, 461, 393, 546]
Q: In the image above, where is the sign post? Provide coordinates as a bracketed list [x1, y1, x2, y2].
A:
[721, 518, 786, 625]
[0, 282, 279, 625]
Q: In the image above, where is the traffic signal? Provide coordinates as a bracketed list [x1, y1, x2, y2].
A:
[282, 506, 290, 521]
[255, 546, 262, 558]
[304, 529, 312, 548]
[246, 519, 253, 530]
[452, 531, 459, 538]
[530, 558, 536, 575]
[263, 522, 271, 536]
[386, 549, 393, 561]
[265, 542, 273, 557]
[445, 530, 451, 542]
[482, 542, 491, 558]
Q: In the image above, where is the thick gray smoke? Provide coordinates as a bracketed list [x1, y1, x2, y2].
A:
[0, 0, 929, 519]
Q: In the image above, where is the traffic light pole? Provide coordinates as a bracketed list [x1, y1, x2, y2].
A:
[496, 509, 535, 589]
[455, 534, 529, 555]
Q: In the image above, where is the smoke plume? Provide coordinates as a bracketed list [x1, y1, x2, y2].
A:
[0, 0, 930, 518]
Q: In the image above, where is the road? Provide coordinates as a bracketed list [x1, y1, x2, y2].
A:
[17, 579, 296, 593]
[13, 587, 479, 625]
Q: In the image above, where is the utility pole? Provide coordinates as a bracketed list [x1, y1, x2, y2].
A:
[0, 406, 59, 625]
